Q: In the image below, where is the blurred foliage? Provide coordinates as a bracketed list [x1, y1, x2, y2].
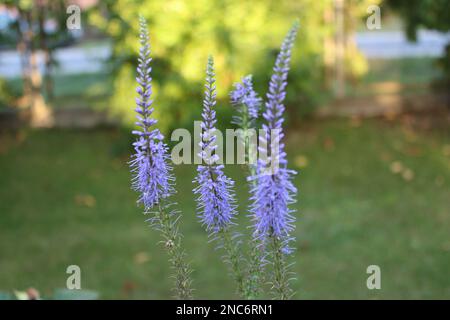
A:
[346, 49, 368, 80]
[89, 0, 338, 133]
[388, 0, 450, 84]
[438, 44, 450, 85]
[343, 0, 380, 81]
[0, 78, 16, 109]
[1, 0, 75, 49]
[387, 0, 450, 41]
[1, 0, 78, 107]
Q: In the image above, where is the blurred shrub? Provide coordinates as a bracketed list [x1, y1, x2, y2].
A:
[90, 0, 379, 132]
[388, 0, 450, 41]
[442, 44, 450, 78]
[388, 0, 450, 85]
[345, 49, 369, 82]
[90, 0, 336, 132]
[0, 78, 16, 109]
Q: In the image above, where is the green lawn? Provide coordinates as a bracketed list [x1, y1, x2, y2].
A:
[346, 57, 443, 97]
[0, 118, 449, 299]
[363, 58, 442, 85]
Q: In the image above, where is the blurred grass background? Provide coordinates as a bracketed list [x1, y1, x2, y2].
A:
[0, 117, 449, 299]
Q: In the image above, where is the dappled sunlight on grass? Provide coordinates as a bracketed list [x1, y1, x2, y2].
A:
[0, 117, 449, 298]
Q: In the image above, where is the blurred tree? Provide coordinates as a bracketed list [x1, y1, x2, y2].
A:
[0, 78, 15, 109]
[387, 0, 450, 40]
[388, 0, 450, 86]
[344, 0, 379, 81]
[331, 0, 381, 98]
[90, 0, 343, 132]
[91, 0, 379, 131]
[1, 0, 73, 125]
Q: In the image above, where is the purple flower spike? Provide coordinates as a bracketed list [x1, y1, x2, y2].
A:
[130, 16, 174, 210]
[230, 75, 262, 127]
[250, 22, 299, 252]
[194, 56, 237, 233]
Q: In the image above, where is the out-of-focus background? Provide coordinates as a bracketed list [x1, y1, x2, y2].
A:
[0, 0, 449, 299]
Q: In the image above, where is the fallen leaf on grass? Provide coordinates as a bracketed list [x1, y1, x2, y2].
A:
[122, 281, 137, 298]
[74, 194, 96, 208]
[383, 111, 398, 121]
[402, 168, 414, 181]
[134, 252, 150, 264]
[294, 155, 309, 168]
[390, 161, 414, 181]
[323, 137, 335, 151]
[349, 116, 362, 128]
[390, 161, 403, 174]
[443, 145, 450, 157]
[404, 146, 422, 157]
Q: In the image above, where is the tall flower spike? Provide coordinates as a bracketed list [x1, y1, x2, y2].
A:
[250, 21, 299, 299]
[230, 75, 262, 129]
[251, 21, 299, 248]
[130, 16, 174, 210]
[130, 17, 192, 299]
[230, 75, 261, 172]
[194, 57, 245, 297]
[194, 56, 237, 233]
[230, 75, 265, 299]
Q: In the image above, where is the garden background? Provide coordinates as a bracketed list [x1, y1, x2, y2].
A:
[0, 0, 449, 299]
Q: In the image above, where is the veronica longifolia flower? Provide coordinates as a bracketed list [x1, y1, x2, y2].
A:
[250, 22, 299, 253]
[230, 75, 262, 128]
[130, 17, 174, 210]
[194, 56, 237, 233]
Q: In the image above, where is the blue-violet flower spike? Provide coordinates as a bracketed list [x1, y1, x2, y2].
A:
[250, 22, 299, 252]
[130, 16, 174, 210]
[230, 75, 262, 128]
[194, 56, 237, 233]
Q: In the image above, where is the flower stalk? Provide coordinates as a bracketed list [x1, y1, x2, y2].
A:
[194, 56, 245, 298]
[219, 228, 245, 296]
[131, 16, 300, 300]
[249, 21, 299, 299]
[152, 202, 193, 299]
[230, 75, 265, 299]
[130, 16, 193, 299]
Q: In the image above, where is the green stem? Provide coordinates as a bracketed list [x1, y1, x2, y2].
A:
[238, 112, 264, 299]
[270, 235, 292, 300]
[242, 164, 265, 299]
[157, 203, 193, 299]
[220, 228, 245, 298]
[244, 244, 264, 299]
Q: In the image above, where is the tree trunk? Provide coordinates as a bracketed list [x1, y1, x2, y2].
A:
[37, 3, 54, 100]
[334, 0, 346, 99]
[29, 50, 53, 127]
[21, 8, 53, 127]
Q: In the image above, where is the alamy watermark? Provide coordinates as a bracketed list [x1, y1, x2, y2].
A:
[66, 265, 81, 289]
[366, 5, 381, 30]
[366, 265, 381, 290]
[170, 122, 281, 175]
[66, 5, 81, 30]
